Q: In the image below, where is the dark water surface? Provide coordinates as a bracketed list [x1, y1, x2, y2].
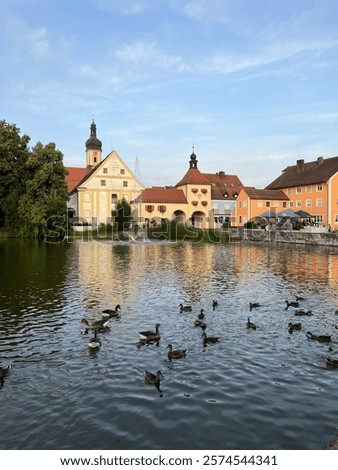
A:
[0, 238, 338, 450]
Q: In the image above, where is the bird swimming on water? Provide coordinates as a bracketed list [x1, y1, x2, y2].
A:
[167, 344, 187, 361]
[138, 323, 161, 342]
[102, 304, 121, 319]
[81, 317, 110, 334]
[179, 304, 192, 312]
[247, 317, 257, 330]
[88, 329, 101, 349]
[202, 332, 220, 346]
[0, 365, 11, 386]
[145, 370, 162, 391]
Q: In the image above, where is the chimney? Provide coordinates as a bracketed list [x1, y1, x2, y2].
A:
[296, 159, 305, 173]
[218, 171, 225, 177]
[317, 156, 324, 165]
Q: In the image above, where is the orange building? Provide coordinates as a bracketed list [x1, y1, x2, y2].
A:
[266, 156, 338, 229]
[235, 188, 289, 227]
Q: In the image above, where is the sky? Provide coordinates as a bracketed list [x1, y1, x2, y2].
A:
[1, 0, 338, 188]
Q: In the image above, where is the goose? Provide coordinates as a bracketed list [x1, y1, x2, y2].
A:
[212, 300, 218, 310]
[325, 357, 338, 368]
[198, 309, 205, 319]
[145, 370, 162, 391]
[285, 300, 299, 310]
[102, 304, 121, 319]
[0, 365, 11, 385]
[138, 323, 161, 342]
[194, 319, 207, 330]
[249, 302, 260, 311]
[81, 317, 110, 334]
[306, 331, 331, 343]
[202, 332, 220, 346]
[288, 322, 302, 334]
[294, 309, 313, 316]
[179, 304, 192, 312]
[88, 329, 101, 349]
[247, 317, 257, 330]
[167, 344, 187, 361]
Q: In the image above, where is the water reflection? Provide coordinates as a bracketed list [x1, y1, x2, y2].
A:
[0, 239, 338, 450]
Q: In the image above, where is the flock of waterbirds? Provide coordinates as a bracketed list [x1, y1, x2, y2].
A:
[1, 296, 337, 395]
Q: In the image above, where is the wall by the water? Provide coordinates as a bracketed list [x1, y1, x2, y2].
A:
[228, 228, 338, 247]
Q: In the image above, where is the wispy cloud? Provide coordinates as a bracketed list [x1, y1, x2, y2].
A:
[91, 0, 164, 15]
[115, 39, 190, 72]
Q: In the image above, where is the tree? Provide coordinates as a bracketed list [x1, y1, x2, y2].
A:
[0, 120, 30, 230]
[0, 120, 68, 238]
[112, 198, 132, 232]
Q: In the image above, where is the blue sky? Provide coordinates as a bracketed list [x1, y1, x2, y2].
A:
[1, 0, 338, 188]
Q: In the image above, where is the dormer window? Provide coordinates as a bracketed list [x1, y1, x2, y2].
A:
[223, 192, 229, 198]
[233, 192, 238, 198]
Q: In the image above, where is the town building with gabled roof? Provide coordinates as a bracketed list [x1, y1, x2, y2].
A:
[265, 156, 338, 229]
[65, 121, 145, 226]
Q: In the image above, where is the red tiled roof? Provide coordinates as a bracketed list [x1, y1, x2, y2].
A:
[203, 172, 244, 200]
[134, 187, 188, 204]
[266, 156, 338, 189]
[242, 187, 289, 200]
[176, 168, 211, 186]
[65, 167, 88, 192]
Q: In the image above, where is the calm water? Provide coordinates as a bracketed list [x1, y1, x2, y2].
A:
[0, 238, 338, 450]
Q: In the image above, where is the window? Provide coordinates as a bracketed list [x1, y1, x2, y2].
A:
[243, 201, 247, 208]
[289, 201, 294, 208]
[239, 201, 242, 208]
[120, 169, 125, 175]
[296, 200, 301, 207]
[306, 199, 312, 207]
[111, 193, 117, 204]
[335, 215, 338, 223]
[123, 181, 128, 187]
[283, 202, 287, 208]
[158, 205, 166, 213]
[145, 205, 154, 212]
[287, 188, 292, 195]
[314, 215, 323, 224]
[266, 201, 270, 207]
[317, 184, 323, 192]
[316, 198, 323, 207]
[273, 201, 279, 207]
[296, 187, 302, 194]
[257, 201, 263, 208]
[103, 168, 108, 174]
[306, 186, 312, 193]
[101, 180, 106, 186]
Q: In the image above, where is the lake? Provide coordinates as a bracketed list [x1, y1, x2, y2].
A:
[0, 237, 338, 450]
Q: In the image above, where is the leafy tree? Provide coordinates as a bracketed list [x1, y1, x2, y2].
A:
[0, 120, 68, 238]
[112, 198, 132, 232]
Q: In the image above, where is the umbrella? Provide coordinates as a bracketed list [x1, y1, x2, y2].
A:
[294, 210, 313, 218]
[276, 210, 300, 218]
[259, 210, 278, 218]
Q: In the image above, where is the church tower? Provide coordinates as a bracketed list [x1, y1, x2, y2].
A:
[85, 120, 102, 170]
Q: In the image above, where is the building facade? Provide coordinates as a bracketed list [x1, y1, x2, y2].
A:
[266, 156, 338, 229]
[66, 121, 145, 226]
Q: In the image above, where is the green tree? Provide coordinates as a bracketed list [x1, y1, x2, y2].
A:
[0, 120, 30, 230]
[112, 198, 132, 232]
[18, 142, 68, 238]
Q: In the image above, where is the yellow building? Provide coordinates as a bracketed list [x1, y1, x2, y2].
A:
[66, 121, 145, 226]
[132, 151, 213, 228]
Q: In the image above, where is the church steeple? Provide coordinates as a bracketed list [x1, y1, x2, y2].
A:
[85, 120, 102, 168]
[189, 147, 198, 169]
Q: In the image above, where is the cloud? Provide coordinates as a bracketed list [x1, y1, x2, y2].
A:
[25, 27, 51, 59]
[115, 39, 190, 72]
[91, 0, 164, 15]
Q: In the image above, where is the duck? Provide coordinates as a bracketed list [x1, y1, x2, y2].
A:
[212, 300, 218, 310]
[0, 365, 11, 385]
[325, 357, 338, 368]
[296, 295, 305, 301]
[202, 332, 220, 346]
[198, 309, 205, 319]
[306, 331, 331, 343]
[167, 344, 187, 361]
[102, 304, 121, 319]
[179, 303, 192, 312]
[285, 300, 300, 310]
[294, 309, 313, 316]
[247, 317, 257, 330]
[81, 317, 110, 334]
[138, 323, 161, 342]
[194, 319, 207, 330]
[288, 322, 302, 334]
[88, 329, 101, 349]
[249, 302, 260, 311]
[145, 370, 162, 391]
